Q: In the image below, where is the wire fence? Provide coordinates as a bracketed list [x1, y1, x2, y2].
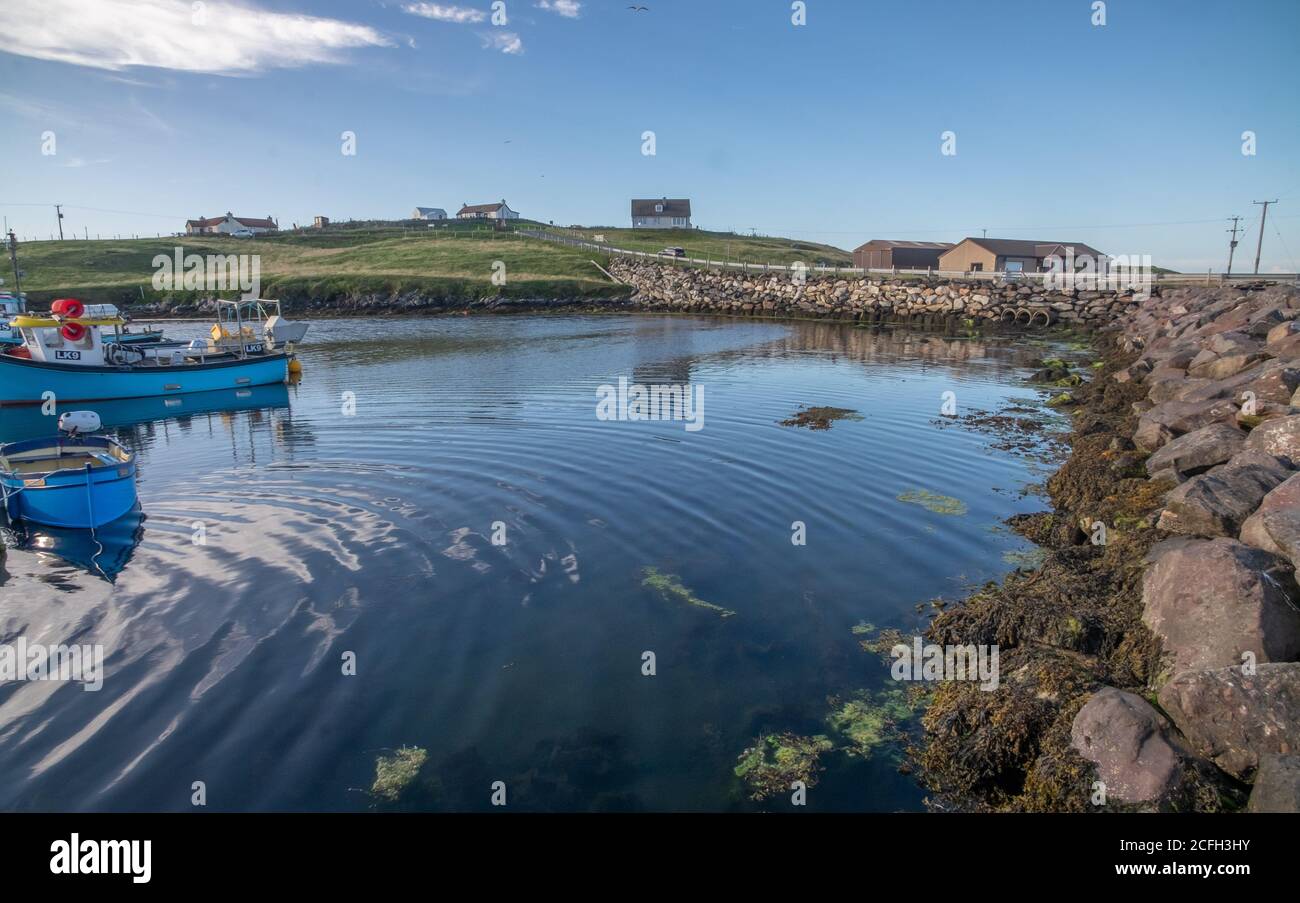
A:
[513, 227, 1299, 287]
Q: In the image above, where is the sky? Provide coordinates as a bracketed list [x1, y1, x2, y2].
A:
[1, 0, 1297, 271]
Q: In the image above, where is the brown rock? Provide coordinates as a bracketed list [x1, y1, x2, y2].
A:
[1240, 472, 1300, 568]
[1188, 352, 1267, 380]
[1158, 664, 1300, 781]
[1142, 537, 1300, 675]
[1144, 422, 1245, 483]
[1070, 688, 1190, 804]
[1267, 320, 1299, 346]
[1245, 414, 1300, 466]
[1247, 755, 1300, 812]
[1157, 449, 1290, 536]
[1134, 399, 1239, 451]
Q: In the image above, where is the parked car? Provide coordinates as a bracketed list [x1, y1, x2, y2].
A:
[659, 247, 686, 258]
[230, 229, 256, 238]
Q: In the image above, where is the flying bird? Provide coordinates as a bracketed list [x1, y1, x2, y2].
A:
[628, 5, 648, 11]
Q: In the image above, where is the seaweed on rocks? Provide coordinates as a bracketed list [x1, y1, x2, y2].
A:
[779, 406, 863, 430]
[917, 335, 1172, 810]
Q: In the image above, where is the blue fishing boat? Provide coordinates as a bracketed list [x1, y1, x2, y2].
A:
[0, 411, 137, 529]
[0, 299, 293, 405]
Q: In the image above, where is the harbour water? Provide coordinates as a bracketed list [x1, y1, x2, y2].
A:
[0, 315, 1070, 811]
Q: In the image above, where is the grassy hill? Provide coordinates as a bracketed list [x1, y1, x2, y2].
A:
[6, 220, 853, 307]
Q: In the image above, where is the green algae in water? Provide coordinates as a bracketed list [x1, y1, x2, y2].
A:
[371, 746, 428, 802]
[896, 489, 968, 516]
[734, 732, 834, 800]
[641, 567, 735, 618]
[853, 622, 907, 657]
[826, 687, 916, 759]
[1001, 546, 1048, 570]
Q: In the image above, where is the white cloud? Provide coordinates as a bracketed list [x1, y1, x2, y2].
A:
[403, 3, 487, 24]
[480, 32, 524, 54]
[536, 0, 581, 17]
[0, 0, 393, 74]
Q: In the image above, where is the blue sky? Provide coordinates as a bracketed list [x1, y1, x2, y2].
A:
[1, 0, 1297, 271]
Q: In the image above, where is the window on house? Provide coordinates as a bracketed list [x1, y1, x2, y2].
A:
[655, 204, 664, 213]
[970, 262, 983, 272]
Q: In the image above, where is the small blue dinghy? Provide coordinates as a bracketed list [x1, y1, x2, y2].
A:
[0, 411, 137, 529]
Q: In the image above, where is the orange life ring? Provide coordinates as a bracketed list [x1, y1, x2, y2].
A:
[61, 322, 87, 341]
[52, 298, 86, 318]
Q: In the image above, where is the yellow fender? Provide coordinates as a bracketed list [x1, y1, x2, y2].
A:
[10, 315, 125, 328]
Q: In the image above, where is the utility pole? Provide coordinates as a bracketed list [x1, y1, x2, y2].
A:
[7, 231, 22, 296]
[1252, 200, 1277, 274]
[1226, 215, 1242, 275]
[55, 204, 65, 241]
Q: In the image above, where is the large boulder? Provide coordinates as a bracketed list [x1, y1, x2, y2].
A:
[1245, 414, 1300, 467]
[1069, 688, 1190, 804]
[1207, 331, 1259, 356]
[1134, 399, 1239, 451]
[1144, 422, 1245, 483]
[1267, 320, 1299, 347]
[1269, 332, 1300, 360]
[1240, 473, 1300, 568]
[1246, 755, 1300, 812]
[1157, 449, 1291, 536]
[1158, 664, 1300, 781]
[1246, 362, 1300, 406]
[1188, 352, 1266, 381]
[1142, 537, 1300, 676]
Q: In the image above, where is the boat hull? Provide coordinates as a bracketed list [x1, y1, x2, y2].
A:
[0, 351, 289, 405]
[1, 438, 138, 529]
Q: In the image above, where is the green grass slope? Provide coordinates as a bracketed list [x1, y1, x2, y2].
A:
[7, 221, 854, 306]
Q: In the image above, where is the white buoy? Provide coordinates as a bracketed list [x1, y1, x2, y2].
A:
[58, 410, 102, 433]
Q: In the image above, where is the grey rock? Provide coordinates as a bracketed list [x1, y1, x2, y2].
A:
[1158, 664, 1300, 781]
[1142, 537, 1300, 675]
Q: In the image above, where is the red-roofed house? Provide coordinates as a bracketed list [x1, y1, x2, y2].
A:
[185, 212, 279, 236]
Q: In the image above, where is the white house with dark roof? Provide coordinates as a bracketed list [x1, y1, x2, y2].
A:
[411, 207, 447, 221]
[456, 200, 519, 220]
[631, 198, 691, 229]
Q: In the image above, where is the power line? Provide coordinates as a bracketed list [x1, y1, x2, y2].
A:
[1270, 216, 1299, 273]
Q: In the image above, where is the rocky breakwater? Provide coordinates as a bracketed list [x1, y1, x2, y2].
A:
[918, 280, 1300, 812]
[1083, 282, 1300, 811]
[608, 258, 1148, 325]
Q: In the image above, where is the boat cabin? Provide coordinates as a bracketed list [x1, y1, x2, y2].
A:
[8, 305, 129, 366]
[0, 292, 26, 344]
